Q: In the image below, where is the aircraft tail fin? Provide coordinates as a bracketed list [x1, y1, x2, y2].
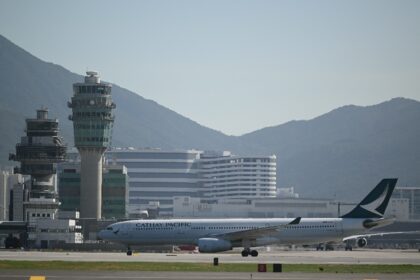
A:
[341, 178, 398, 219]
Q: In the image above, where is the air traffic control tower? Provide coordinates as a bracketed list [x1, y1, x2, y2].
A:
[68, 71, 116, 219]
[9, 108, 66, 221]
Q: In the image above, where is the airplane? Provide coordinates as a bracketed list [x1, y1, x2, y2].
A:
[98, 178, 397, 257]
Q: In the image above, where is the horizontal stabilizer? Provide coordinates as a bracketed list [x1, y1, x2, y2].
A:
[344, 229, 420, 241]
[362, 217, 395, 229]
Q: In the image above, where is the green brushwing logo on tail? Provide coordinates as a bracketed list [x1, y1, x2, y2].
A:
[341, 178, 398, 219]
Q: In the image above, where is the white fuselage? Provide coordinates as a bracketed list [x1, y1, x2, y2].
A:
[99, 217, 369, 247]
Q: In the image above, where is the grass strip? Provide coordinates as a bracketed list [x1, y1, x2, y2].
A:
[1, 261, 420, 273]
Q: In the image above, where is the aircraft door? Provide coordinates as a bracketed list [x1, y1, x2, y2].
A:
[175, 224, 189, 243]
[336, 220, 344, 238]
[176, 226, 186, 236]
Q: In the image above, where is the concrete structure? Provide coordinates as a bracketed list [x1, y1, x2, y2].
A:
[58, 162, 128, 219]
[0, 171, 24, 220]
[11, 182, 25, 221]
[9, 108, 66, 222]
[24, 209, 83, 248]
[103, 148, 278, 217]
[28, 218, 83, 248]
[277, 187, 299, 198]
[106, 148, 202, 217]
[200, 151, 277, 199]
[0, 171, 9, 220]
[102, 165, 129, 219]
[172, 193, 408, 220]
[173, 196, 345, 218]
[392, 187, 420, 220]
[386, 198, 410, 221]
[172, 196, 407, 220]
[57, 210, 80, 220]
[68, 71, 115, 219]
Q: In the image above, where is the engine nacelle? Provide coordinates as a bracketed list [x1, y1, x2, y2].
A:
[356, 237, 367, 247]
[198, 238, 232, 253]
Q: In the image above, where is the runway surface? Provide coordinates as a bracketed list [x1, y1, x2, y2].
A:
[1, 249, 420, 264]
[1, 271, 420, 280]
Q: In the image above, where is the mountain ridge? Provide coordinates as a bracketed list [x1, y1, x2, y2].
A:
[241, 97, 420, 199]
[1, 34, 419, 201]
[0, 34, 259, 154]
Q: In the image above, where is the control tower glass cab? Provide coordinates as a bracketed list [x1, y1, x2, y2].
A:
[68, 71, 116, 220]
[69, 71, 115, 150]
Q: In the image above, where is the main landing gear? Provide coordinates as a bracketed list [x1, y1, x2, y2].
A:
[127, 246, 133, 256]
[344, 240, 353, 251]
[316, 243, 334, 251]
[241, 248, 258, 257]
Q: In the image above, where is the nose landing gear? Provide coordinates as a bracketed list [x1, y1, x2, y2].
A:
[127, 246, 133, 256]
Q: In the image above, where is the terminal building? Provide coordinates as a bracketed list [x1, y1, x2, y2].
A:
[102, 148, 278, 217]
[105, 148, 202, 217]
[172, 195, 408, 220]
[173, 196, 343, 218]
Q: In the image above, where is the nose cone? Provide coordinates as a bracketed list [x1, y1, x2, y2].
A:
[98, 230, 105, 240]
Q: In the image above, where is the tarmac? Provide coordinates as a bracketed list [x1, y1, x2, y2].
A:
[1, 271, 420, 280]
[1, 250, 420, 280]
[1, 249, 420, 265]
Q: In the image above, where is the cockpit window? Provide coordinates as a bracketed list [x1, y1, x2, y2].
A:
[106, 227, 113, 230]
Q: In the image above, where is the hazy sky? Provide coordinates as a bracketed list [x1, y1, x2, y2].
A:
[1, 0, 419, 135]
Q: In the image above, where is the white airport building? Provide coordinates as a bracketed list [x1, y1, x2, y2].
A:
[392, 187, 420, 220]
[172, 195, 408, 220]
[173, 196, 341, 218]
[27, 217, 83, 248]
[200, 151, 277, 199]
[103, 148, 277, 217]
[105, 148, 202, 217]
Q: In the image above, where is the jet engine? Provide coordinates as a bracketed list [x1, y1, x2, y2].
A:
[198, 238, 232, 253]
[356, 237, 367, 247]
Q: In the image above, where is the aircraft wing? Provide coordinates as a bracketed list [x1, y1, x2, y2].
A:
[213, 217, 301, 241]
[343, 230, 420, 241]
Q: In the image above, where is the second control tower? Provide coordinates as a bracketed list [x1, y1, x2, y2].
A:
[68, 71, 116, 219]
